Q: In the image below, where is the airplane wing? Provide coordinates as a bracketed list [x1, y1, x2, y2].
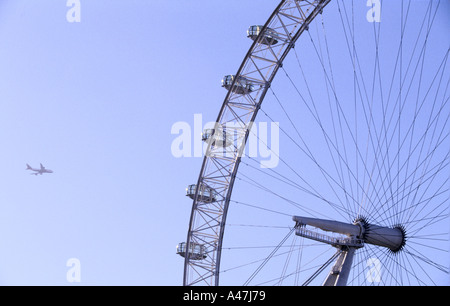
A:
[40, 163, 45, 170]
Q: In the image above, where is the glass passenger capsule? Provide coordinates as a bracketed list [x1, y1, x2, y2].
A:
[202, 128, 233, 147]
[247, 25, 279, 45]
[176, 242, 207, 260]
[186, 183, 218, 203]
[222, 75, 255, 94]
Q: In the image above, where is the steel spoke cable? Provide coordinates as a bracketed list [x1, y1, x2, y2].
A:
[257, 101, 363, 218]
[291, 44, 356, 217]
[301, 249, 341, 286]
[303, 27, 393, 214]
[407, 209, 450, 242]
[338, 0, 383, 217]
[398, 4, 433, 221]
[407, 240, 449, 253]
[337, 0, 391, 217]
[398, 131, 450, 228]
[318, 13, 357, 215]
[236, 171, 341, 219]
[368, 52, 449, 224]
[241, 104, 355, 217]
[403, 248, 443, 283]
[239, 156, 350, 217]
[349, 246, 387, 285]
[243, 226, 295, 286]
[405, 241, 449, 275]
[276, 67, 378, 217]
[366, 101, 450, 224]
[379, 181, 449, 228]
[267, 76, 354, 212]
[409, 232, 449, 240]
[220, 244, 318, 274]
[277, 234, 298, 285]
[294, 233, 305, 286]
[253, 246, 335, 286]
[401, 154, 450, 231]
[374, 153, 450, 226]
[400, 76, 450, 225]
[368, 0, 435, 219]
[375, 154, 449, 225]
[298, 17, 355, 213]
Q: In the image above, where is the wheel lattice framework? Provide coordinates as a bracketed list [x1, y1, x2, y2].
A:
[183, 0, 332, 286]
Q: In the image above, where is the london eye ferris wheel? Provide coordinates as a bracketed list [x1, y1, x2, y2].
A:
[177, 0, 450, 286]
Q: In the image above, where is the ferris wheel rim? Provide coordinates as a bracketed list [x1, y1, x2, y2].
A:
[183, 0, 332, 286]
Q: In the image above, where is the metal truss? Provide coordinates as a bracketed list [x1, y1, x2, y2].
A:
[183, 0, 332, 286]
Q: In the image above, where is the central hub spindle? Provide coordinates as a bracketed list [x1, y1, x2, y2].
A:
[292, 215, 406, 286]
[292, 216, 406, 252]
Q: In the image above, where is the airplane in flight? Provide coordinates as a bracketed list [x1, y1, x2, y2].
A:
[26, 163, 53, 175]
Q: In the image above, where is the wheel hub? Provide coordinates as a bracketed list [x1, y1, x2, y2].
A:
[293, 215, 406, 252]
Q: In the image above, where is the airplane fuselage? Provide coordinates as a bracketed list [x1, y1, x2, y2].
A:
[26, 163, 53, 175]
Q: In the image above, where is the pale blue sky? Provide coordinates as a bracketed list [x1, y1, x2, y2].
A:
[0, 0, 278, 285]
[0, 0, 449, 285]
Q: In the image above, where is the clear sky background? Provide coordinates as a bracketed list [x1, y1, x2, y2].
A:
[0, 0, 448, 285]
[0, 0, 280, 286]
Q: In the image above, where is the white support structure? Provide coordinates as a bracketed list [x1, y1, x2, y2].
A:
[293, 216, 363, 238]
[295, 226, 363, 248]
[322, 247, 356, 286]
[293, 215, 406, 286]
